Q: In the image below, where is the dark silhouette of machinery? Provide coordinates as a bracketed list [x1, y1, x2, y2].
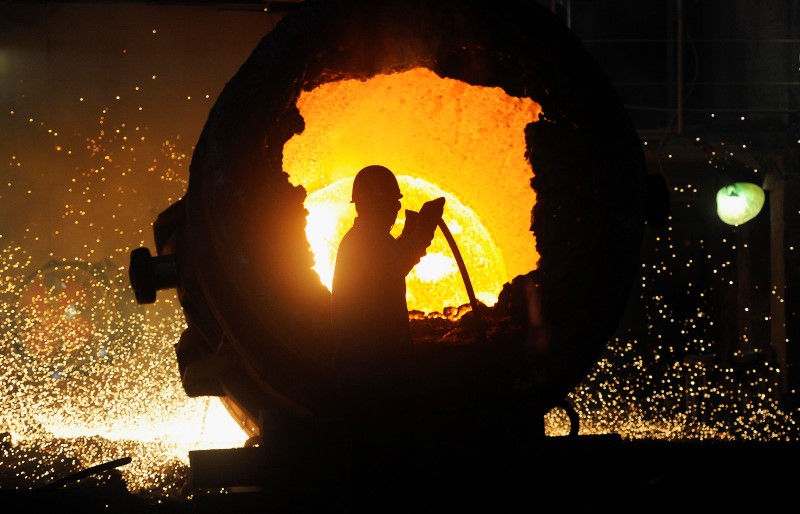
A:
[128, 0, 667, 508]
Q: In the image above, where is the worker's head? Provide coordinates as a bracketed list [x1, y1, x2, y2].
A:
[351, 165, 402, 204]
[351, 165, 402, 227]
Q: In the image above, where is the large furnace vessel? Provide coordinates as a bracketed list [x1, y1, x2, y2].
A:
[129, 0, 659, 445]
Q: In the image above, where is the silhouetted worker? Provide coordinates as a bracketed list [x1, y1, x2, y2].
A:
[331, 164, 444, 512]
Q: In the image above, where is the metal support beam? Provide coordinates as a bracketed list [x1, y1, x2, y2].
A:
[765, 169, 788, 394]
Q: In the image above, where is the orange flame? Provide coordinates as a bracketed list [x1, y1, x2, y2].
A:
[285, 67, 542, 313]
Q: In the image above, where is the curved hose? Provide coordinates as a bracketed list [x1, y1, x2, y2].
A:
[437, 219, 486, 343]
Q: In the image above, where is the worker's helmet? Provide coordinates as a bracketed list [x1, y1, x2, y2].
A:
[350, 165, 403, 204]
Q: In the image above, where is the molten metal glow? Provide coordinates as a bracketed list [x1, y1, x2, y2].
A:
[286, 67, 542, 313]
[305, 175, 506, 313]
[415, 253, 457, 283]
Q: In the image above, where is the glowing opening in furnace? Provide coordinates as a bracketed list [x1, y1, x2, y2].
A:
[284, 67, 542, 313]
[304, 175, 506, 314]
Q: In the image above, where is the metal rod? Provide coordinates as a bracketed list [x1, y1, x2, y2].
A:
[766, 170, 788, 395]
[36, 457, 132, 491]
[437, 219, 485, 343]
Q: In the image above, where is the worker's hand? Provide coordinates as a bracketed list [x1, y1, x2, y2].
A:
[417, 197, 445, 245]
[419, 197, 445, 227]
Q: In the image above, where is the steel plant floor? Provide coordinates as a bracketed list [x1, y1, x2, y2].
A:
[2, 434, 798, 513]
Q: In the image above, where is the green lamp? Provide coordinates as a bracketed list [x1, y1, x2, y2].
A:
[716, 181, 765, 226]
